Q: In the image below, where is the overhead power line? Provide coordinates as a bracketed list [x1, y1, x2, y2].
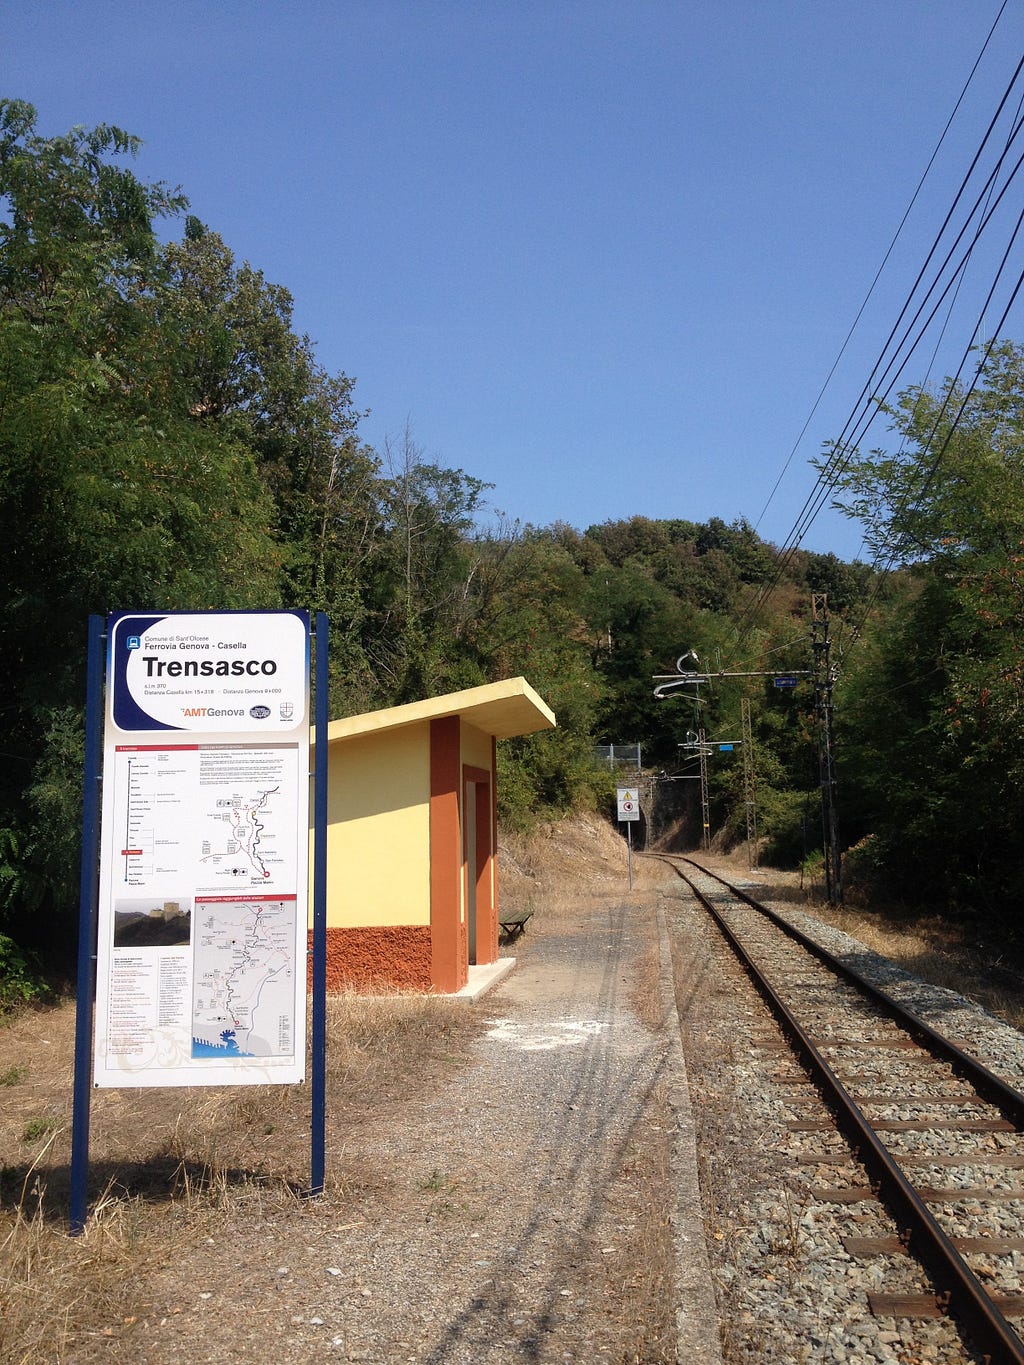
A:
[727, 16, 1024, 666]
[753, 0, 1011, 545]
[836, 246, 1024, 662]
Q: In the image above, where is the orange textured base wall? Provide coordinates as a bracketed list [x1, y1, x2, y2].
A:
[309, 926, 433, 992]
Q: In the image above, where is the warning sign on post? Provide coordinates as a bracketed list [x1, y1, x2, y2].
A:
[616, 788, 640, 822]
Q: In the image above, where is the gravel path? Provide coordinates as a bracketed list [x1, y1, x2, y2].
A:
[133, 885, 720, 1364]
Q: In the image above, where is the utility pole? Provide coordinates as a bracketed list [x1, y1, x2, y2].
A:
[740, 698, 758, 869]
[654, 648, 808, 863]
[677, 728, 739, 850]
[812, 594, 842, 906]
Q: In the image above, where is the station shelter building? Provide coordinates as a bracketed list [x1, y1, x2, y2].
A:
[316, 677, 555, 994]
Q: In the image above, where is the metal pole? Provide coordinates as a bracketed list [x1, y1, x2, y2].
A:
[308, 612, 329, 1197]
[812, 594, 842, 906]
[698, 727, 711, 852]
[627, 819, 633, 891]
[741, 698, 758, 869]
[70, 615, 106, 1235]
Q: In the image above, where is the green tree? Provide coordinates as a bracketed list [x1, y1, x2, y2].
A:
[0, 104, 282, 944]
[459, 527, 607, 826]
[362, 429, 490, 702]
[158, 220, 383, 708]
[827, 341, 1024, 906]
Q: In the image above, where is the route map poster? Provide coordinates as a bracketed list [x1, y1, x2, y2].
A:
[93, 611, 311, 1087]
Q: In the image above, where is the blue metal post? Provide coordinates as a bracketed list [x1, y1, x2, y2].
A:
[70, 615, 106, 1234]
[309, 612, 329, 1195]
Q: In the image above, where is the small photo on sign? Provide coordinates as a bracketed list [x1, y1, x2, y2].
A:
[113, 898, 192, 947]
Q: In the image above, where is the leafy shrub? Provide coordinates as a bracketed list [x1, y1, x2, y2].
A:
[498, 735, 614, 834]
[0, 933, 49, 1013]
[841, 834, 890, 903]
[759, 788, 819, 867]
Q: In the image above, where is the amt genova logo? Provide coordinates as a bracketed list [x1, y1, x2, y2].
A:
[249, 705, 271, 719]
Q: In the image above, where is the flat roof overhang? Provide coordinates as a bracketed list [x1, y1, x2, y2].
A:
[320, 676, 556, 746]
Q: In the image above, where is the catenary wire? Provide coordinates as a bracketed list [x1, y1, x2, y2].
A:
[834, 249, 1024, 667]
[752, 0, 1010, 543]
[727, 46, 1024, 663]
[777, 44, 1024, 555]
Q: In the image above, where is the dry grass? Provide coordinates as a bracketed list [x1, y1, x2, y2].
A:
[692, 851, 1024, 1032]
[0, 813, 681, 1362]
[808, 898, 1024, 1030]
[500, 811, 667, 920]
[1, 815, 644, 1363]
[0, 990, 481, 1363]
[610, 1082, 678, 1365]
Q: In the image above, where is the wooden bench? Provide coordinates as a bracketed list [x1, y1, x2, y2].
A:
[498, 908, 534, 940]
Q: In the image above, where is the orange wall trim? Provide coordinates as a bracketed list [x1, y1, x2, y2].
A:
[311, 926, 433, 992]
[430, 715, 465, 993]
[491, 735, 500, 931]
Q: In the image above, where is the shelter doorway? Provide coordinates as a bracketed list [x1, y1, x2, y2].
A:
[463, 767, 493, 967]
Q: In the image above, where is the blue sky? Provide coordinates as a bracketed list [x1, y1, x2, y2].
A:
[7, 1, 1023, 561]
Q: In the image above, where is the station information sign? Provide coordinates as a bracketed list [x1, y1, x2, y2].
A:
[93, 611, 311, 1088]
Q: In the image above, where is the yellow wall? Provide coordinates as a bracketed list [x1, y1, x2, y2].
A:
[323, 722, 431, 928]
[460, 721, 492, 772]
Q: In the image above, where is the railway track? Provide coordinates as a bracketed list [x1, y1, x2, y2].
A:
[659, 854, 1024, 1364]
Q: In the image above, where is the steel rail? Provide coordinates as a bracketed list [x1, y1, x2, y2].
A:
[670, 861, 1024, 1365]
[673, 856, 1024, 1130]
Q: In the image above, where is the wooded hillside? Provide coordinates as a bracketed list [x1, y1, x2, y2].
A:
[2, 101, 1021, 994]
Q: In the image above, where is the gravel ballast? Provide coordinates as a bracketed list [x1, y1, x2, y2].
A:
[666, 864, 1024, 1365]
